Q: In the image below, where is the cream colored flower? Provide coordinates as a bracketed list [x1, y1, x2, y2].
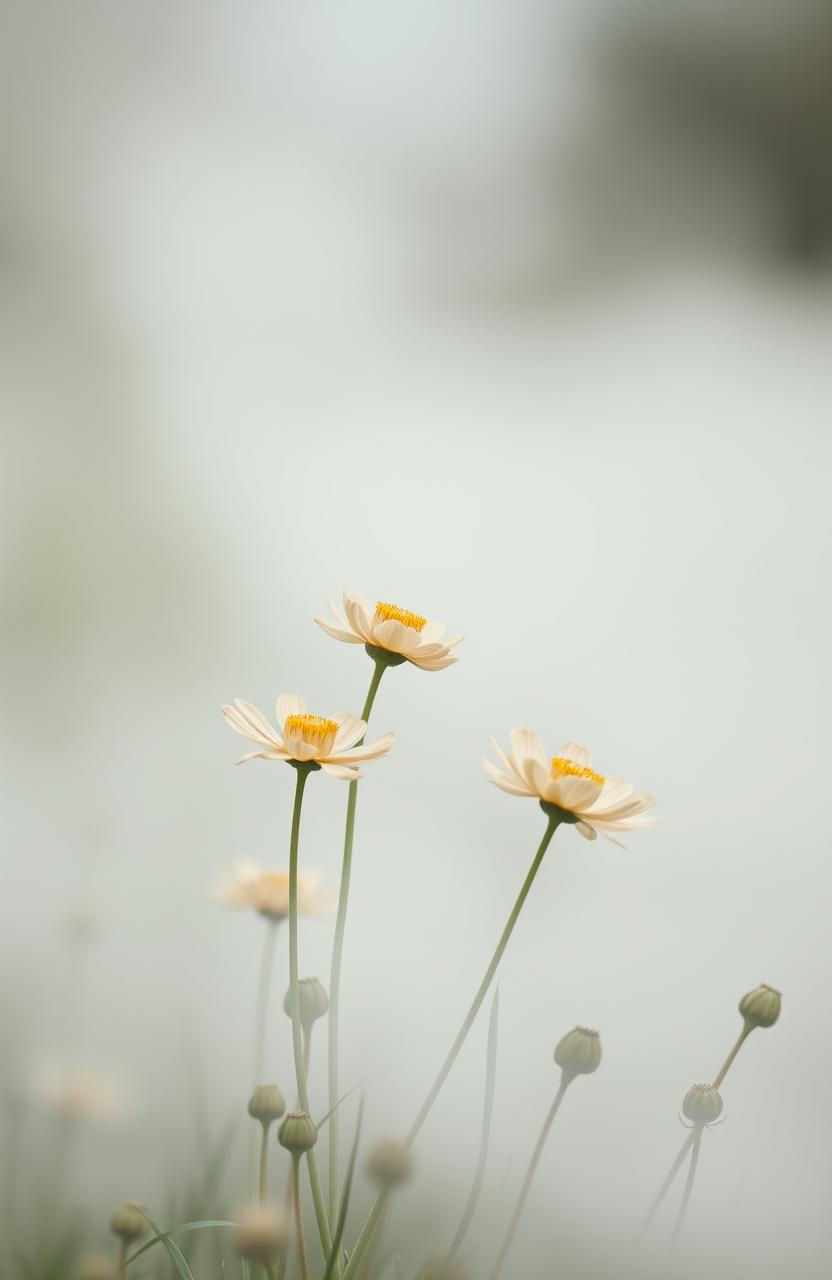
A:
[213, 860, 335, 921]
[484, 731, 656, 844]
[222, 692, 394, 780]
[315, 590, 461, 671]
[31, 1061, 129, 1124]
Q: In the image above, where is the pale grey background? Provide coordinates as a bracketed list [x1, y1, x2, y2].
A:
[1, 2, 830, 1277]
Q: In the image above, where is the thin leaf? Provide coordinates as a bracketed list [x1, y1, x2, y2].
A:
[322, 1096, 365, 1280]
[447, 987, 500, 1257]
[315, 1075, 371, 1131]
[126, 1219, 236, 1269]
[137, 1211, 195, 1280]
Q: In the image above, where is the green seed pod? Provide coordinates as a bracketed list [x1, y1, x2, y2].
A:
[109, 1203, 147, 1245]
[554, 1026, 602, 1080]
[278, 1110, 318, 1155]
[682, 1083, 723, 1125]
[283, 978, 330, 1032]
[739, 983, 781, 1030]
[366, 1138, 413, 1187]
[233, 1206, 288, 1263]
[247, 1084, 286, 1125]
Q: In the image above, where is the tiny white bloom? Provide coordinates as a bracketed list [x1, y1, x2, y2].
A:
[31, 1061, 129, 1124]
[222, 693, 394, 780]
[213, 860, 335, 922]
[316, 590, 462, 671]
[484, 731, 656, 844]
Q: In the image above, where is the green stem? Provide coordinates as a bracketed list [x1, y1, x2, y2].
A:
[258, 1123, 271, 1204]
[343, 815, 560, 1280]
[288, 763, 334, 1260]
[489, 1075, 571, 1280]
[328, 660, 386, 1228]
[292, 1157, 311, 1280]
[712, 1023, 752, 1089]
[636, 1130, 696, 1244]
[671, 1125, 703, 1247]
[250, 919, 279, 1190]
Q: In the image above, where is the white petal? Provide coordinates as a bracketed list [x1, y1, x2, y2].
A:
[276, 693, 306, 728]
[554, 775, 604, 811]
[509, 729, 547, 769]
[343, 592, 374, 643]
[483, 758, 533, 796]
[321, 762, 361, 780]
[332, 715, 367, 751]
[555, 742, 591, 767]
[315, 617, 363, 644]
[327, 731, 395, 764]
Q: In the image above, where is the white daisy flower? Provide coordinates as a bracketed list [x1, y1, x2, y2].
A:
[315, 590, 461, 671]
[484, 731, 656, 844]
[213, 860, 335, 922]
[222, 693, 394, 780]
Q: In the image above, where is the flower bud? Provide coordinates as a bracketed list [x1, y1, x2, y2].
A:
[739, 983, 781, 1030]
[554, 1026, 602, 1080]
[109, 1203, 147, 1244]
[247, 1084, 286, 1125]
[682, 1083, 723, 1125]
[278, 1110, 318, 1155]
[366, 1138, 413, 1187]
[284, 978, 329, 1032]
[232, 1205, 288, 1264]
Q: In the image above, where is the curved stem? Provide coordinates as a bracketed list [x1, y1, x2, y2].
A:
[328, 660, 386, 1226]
[447, 989, 500, 1258]
[489, 1076, 570, 1280]
[636, 1130, 696, 1244]
[288, 763, 333, 1259]
[712, 1023, 751, 1089]
[671, 1125, 703, 1247]
[292, 1158, 311, 1280]
[343, 816, 560, 1280]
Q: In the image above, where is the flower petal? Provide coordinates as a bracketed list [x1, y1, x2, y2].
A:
[276, 693, 306, 729]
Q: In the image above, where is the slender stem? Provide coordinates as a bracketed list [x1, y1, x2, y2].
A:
[258, 1123, 271, 1204]
[288, 763, 334, 1259]
[447, 989, 500, 1258]
[303, 1027, 312, 1083]
[116, 1241, 128, 1280]
[712, 1023, 751, 1089]
[328, 660, 386, 1226]
[292, 1158, 311, 1280]
[636, 1130, 696, 1244]
[489, 1076, 570, 1280]
[343, 816, 560, 1280]
[671, 1125, 703, 1247]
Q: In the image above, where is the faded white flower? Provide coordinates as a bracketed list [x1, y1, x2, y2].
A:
[213, 860, 335, 922]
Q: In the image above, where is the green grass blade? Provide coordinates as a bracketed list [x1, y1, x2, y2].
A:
[125, 1219, 236, 1269]
[135, 1211, 195, 1280]
[315, 1075, 370, 1131]
[322, 1096, 365, 1280]
[447, 987, 500, 1257]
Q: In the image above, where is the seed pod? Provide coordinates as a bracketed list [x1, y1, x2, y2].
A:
[682, 1083, 723, 1125]
[109, 1203, 147, 1245]
[366, 1138, 413, 1188]
[247, 1084, 286, 1125]
[554, 1026, 602, 1080]
[278, 1110, 318, 1155]
[739, 984, 781, 1030]
[284, 978, 330, 1033]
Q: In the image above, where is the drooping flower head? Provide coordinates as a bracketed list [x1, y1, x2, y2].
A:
[213, 860, 335, 921]
[222, 693, 394, 780]
[484, 731, 655, 844]
[315, 590, 462, 671]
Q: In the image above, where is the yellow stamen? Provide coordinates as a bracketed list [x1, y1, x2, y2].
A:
[284, 714, 339, 747]
[374, 601, 427, 632]
[551, 757, 605, 785]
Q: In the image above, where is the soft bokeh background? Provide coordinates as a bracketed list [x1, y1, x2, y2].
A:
[2, 1, 831, 1277]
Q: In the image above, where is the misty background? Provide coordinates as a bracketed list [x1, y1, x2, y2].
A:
[1, 1, 830, 1276]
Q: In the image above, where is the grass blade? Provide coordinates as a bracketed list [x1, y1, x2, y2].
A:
[322, 1096, 365, 1280]
[447, 987, 500, 1257]
[125, 1219, 236, 1269]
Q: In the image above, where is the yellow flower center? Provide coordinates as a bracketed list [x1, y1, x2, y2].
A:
[374, 601, 427, 632]
[551, 757, 605, 785]
[284, 714, 339, 748]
